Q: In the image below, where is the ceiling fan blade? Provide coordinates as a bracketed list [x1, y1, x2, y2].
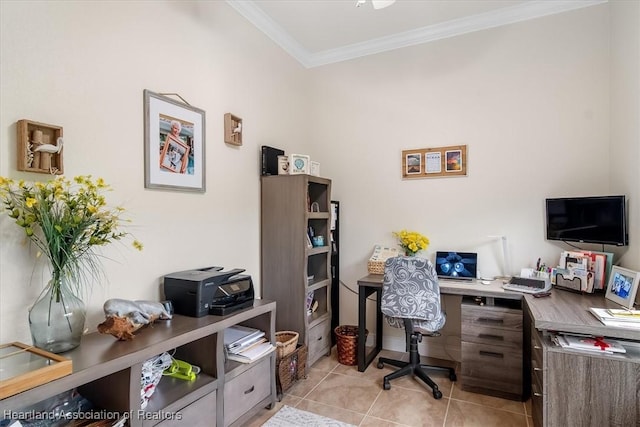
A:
[372, 0, 396, 9]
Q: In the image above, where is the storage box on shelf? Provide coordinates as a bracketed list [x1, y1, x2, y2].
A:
[0, 300, 277, 427]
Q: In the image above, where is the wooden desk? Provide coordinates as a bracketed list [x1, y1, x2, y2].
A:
[523, 291, 640, 427]
[358, 274, 640, 425]
[356, 273, 520, 372]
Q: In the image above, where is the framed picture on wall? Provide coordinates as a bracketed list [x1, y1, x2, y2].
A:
[402, 145, 467, 179]
[143, 90, 206, 192]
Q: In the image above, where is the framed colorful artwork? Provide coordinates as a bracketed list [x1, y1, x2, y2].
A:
[401, 145, 467, 179]
[144, 90, 206, 192]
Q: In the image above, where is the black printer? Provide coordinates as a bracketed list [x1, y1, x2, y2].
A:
[163, 266, 255, 317]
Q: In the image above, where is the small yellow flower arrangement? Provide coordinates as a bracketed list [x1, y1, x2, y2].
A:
[393, 229, 429, 256]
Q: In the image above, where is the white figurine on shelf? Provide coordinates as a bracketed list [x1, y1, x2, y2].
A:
[34, 136, 63, 154]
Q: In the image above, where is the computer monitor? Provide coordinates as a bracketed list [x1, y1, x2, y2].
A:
[435, 251, 478, 280]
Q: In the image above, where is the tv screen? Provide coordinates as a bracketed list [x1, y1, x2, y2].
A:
[545, 195, 628, 246]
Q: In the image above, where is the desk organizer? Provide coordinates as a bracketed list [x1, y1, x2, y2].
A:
[554, 273, 588, 293]
[276, 344, 307, 400]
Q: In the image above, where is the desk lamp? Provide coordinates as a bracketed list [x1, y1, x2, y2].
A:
[488, 235, 511, 280]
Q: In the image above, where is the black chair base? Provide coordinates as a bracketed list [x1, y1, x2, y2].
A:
[377, 332, 457, 399]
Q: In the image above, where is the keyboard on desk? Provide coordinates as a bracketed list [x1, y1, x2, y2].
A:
[502, 277, 551, 294]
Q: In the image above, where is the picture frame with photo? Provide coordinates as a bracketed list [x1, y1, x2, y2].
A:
[605, 266, 640, 309]
[404, 151, 422, 175]
[401, 145, 467, 179]
[144, 90, 206, 192]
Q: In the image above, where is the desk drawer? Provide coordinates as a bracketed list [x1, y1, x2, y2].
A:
[308, 318, 331, 363]
[531, 329, 544, 387]
[462, 305, 522, 331]
[462, 324, 522, 350]
[152, 391, 216, 427]
[531, 375, 544, 427]
[461, 342, 522, 395]
[224, 357, 271, 425]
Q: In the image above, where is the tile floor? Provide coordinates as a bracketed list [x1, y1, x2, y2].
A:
[244, 347, 533, 427]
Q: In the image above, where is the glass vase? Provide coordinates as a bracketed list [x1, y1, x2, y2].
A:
[29, 276, 86, 353]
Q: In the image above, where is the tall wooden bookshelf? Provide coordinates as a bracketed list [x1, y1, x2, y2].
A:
[261, 175, 332, 366]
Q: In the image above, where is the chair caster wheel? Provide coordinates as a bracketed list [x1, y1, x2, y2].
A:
[383, 381, 391, 390]
[450, 373, 457, 382]
[433, 389, 443, 399]
[377, 361, 384, 369]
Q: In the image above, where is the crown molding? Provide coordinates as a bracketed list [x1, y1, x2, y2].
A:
[227, 0, 607, 69]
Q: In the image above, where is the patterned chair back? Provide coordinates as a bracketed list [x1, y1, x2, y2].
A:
[380, 256, 445, 333]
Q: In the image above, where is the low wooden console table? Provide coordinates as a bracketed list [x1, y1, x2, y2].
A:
[0, 300, 277, 427]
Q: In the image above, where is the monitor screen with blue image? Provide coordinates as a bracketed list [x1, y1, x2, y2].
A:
[435, 251, 478, 280]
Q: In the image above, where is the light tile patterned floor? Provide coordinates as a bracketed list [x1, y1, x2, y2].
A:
[244, 347, 533, 427]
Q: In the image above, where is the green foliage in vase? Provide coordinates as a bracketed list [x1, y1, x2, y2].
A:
[0, 175, 142, 299]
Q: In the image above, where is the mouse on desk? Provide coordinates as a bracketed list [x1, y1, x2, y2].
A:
[481, 280, 491, 285]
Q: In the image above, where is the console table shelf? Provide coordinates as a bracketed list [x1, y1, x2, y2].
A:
[0, 300, 277, 427]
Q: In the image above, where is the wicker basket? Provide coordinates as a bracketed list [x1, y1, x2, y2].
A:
[367, 260, 385, 274]
[334, 325, 367, 366]
[275, 331, 299, 359]
[276, 344, 307, 400]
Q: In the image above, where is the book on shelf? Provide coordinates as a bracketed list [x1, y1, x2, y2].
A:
[588, 307, 640, 329]
[224, 325, 266, 353]
[553, 333, 627, 354]
[226, 342, 275, 364]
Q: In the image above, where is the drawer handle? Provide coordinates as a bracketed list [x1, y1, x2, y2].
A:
[244, 386, 255, 395]
[479, 350, 504, 358]
[477, 317, 504, 325]
[533, 367, 542, 372]
[533, 392, 543, 397]
[533, 345, 542, 350]
[478, 333, 504, 341]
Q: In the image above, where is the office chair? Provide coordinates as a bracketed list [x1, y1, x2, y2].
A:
[377, 256, 456, 399]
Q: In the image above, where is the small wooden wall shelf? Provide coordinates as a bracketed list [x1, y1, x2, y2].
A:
[224, 113, 243, 146]
[17, 119, 64, 174]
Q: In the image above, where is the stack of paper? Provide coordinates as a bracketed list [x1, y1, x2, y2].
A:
[224, 325, 274, 363]
[226, 342, 275, 363]
[553, 333, 627, 354]
[588, 307, 640, 329]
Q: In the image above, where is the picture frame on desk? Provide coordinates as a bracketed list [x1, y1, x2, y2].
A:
[605, 266, 640, 309]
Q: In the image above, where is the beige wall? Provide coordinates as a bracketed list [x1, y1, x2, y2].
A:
[0, 2, 637, 348]
[0, 1, 310, 343]
[610, 0, 640, 272]
[307, 4, 628, 329]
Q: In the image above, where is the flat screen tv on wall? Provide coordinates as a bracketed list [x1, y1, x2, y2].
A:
[545, 195, 628, 246]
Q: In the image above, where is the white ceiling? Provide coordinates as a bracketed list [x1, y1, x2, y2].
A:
[227, 0, 606, 68]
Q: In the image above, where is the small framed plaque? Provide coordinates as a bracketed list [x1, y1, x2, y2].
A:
[289, 154, 310, 175]
[310, 161, 320, 177]
[277, 155, 289, 175]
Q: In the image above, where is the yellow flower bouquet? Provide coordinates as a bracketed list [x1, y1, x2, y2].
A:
[393, 229, 429, 256]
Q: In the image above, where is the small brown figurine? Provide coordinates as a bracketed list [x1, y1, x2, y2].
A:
[97, 298, 172, 341]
